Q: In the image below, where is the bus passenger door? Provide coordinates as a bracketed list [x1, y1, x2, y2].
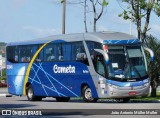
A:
[95, 54, 108, 97]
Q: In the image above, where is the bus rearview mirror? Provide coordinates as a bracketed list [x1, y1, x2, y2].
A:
[144, 47, 154, 62]
[94, 49, 109, 64]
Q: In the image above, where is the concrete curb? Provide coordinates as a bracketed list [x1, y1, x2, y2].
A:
[130, 100, 160, 103]
[98, 99, 160, 103]
[0, 93, 12, 97]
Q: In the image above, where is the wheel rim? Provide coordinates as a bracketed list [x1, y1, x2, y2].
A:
[28, 88, 33, 98]
[85, 88, 93, 100]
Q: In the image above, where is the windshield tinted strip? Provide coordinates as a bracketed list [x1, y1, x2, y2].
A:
[103, 39, 141, 45]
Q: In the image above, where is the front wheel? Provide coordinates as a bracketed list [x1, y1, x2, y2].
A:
[26, 84, 42, 101]
[82, 85, 98, 103]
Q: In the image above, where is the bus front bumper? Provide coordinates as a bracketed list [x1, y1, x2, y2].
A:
[107, 83, 150, 98]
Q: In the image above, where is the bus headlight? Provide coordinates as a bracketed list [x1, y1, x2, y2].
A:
[112, 85, 118, 89]
[108, 84, 118, 89]
[144, 83, 149, 87]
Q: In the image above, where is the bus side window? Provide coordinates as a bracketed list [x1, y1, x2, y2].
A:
[34, 45, 42, 62]
[44, 44, 55, 62]
[14, 47, 19, 62]
[62, 43, 71, 61]
[57, 44, 63, 61]
[94, 52, 107, 77]
[19, 46, 32, 63]
[72, 42, 89, 65]
[86, 41, 102, 61]
[36, 48, 43, 62]
[86, 41, 94, 60]
[7, 46, 19, 63]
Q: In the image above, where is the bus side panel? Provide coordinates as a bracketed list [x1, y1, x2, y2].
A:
[29, 62, 69, 97]
[67, 69, 98, 98]
[7, 75, 16, 95]
[28, 62, 98, 98]
[6, 62, 28, 96]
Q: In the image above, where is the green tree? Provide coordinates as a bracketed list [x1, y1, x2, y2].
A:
[154, 0, 160, 16]
[83, 0, 88, 32]
[118, 0, 160, 42]
[145, 35, 160, 97]
[60, 0, 108, 32]
[2, 69, 6, 80]
[118, 0, 160, 97]
[80, 0, 108, 32]
[89, 0, 108, 32]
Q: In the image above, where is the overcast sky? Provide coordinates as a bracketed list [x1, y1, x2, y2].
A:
[0, 0, 159, 43]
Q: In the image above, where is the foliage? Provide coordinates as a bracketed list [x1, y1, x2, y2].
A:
[145, 35, 160, 97]
[83, 0, 109, 32]
[131, 92, 160, 101]
[103, 0, 109, 6]
[118, 0, 160, 42]
[0, 42, 6, 57]
[154, 1, 160, 16]
[0, 69, 6, 80]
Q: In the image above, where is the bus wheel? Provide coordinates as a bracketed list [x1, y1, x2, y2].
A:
[115, 98, 130, 103]
[26, 84, 42, 101]
[56, 97, 70, 102]
[82, 85, 98, 103]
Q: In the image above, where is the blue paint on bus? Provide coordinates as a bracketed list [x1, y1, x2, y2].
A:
[103, 39, 141, 45]
[28, 62, 98, 98]
[106, 79, 148, 87]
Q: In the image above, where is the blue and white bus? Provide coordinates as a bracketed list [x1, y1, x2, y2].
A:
[6, 32, 154, 102]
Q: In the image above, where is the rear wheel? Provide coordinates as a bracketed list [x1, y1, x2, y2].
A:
[26, 84, 42, 101]
[56, 97, 70, 102]
[115, 98, 130, 103]
[82, 85, 98, 103]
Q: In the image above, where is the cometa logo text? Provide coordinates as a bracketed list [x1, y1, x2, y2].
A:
[53, 64, 75, 73]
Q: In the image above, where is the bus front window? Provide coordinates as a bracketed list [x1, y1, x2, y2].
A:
[108, 46, 126, 77]
[107, 45, 147, 80]
[126, 46, 147, 78]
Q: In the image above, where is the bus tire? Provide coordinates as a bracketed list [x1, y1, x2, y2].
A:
[26, 84, 42, 101]
[56, 97, 70, 102]
[82, 85, 98, 103]
[115, 98, 130, 103]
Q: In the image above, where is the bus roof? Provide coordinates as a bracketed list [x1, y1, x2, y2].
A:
[7, 31, 138, 46]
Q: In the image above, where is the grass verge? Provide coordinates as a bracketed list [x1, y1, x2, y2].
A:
[131, 91, 160, 101]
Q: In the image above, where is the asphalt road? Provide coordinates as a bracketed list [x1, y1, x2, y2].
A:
[0, 87, 160, 118]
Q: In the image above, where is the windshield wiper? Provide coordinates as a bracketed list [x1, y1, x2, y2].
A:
[131, 65, 142, 80]
[124, 61, 142, 80]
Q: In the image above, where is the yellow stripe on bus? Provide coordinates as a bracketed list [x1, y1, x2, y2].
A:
[23, 41, 51, 95]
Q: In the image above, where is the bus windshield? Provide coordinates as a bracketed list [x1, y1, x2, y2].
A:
[107, 45, 147, 80]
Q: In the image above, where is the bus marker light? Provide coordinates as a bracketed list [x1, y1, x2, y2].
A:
[144, 83, 149, 87]
[103, 45, 108, 51]
[129, 92, 137, 95]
